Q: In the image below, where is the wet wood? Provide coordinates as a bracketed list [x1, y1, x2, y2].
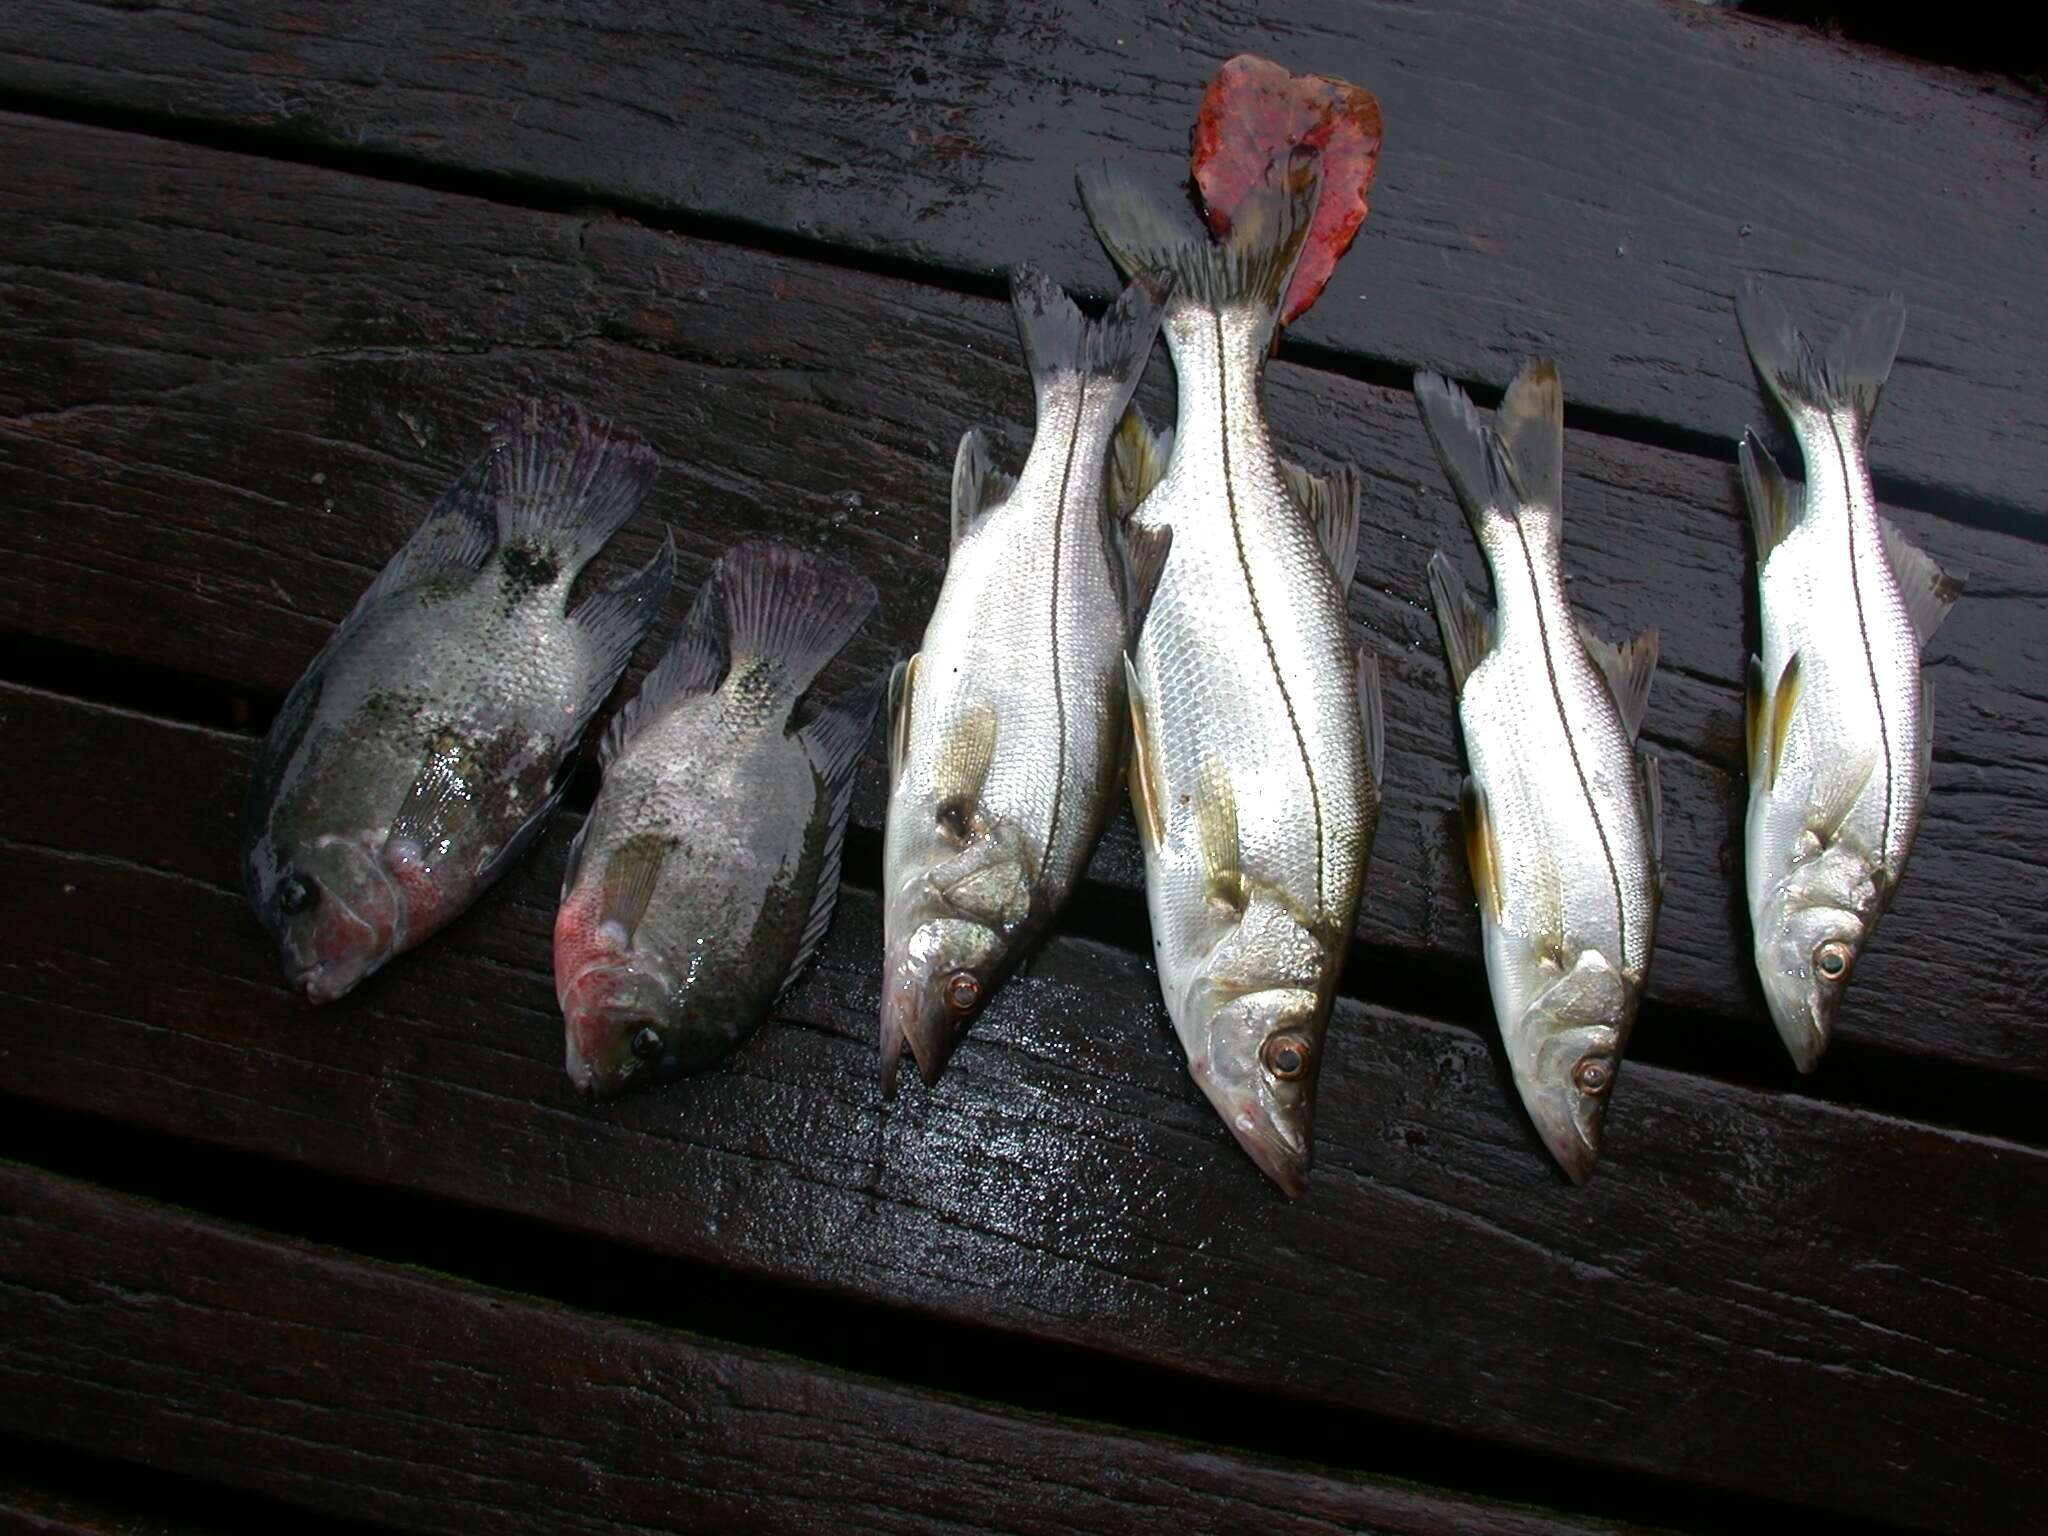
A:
[2, 0, 2041, 516]
[0, 1167, 1659, 1536]
[2, 114, 2042, 1079]
[1, 682, 2042, 1533]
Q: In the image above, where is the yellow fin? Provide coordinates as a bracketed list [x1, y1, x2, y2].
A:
[886, 653, 919, 789]
[1767, 652, 1803, 791]
[1195, 757, 1245, 916]
[1123, 655, 1164, 851]
[1461, 776, 1504, 922]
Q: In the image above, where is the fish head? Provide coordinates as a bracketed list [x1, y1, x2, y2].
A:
[554, 893, 689, 1099]
[1497, 948, 1632, 1183]
[1519, 1020, 1625, 1184]
[266, 834, 405, 1004]
[1757, 895, 1866, 1074]
[879, 915, 1005, 1090]
[1188, 986, 1324, 1199]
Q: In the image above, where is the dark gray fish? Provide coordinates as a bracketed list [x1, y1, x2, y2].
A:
[241, 399, 672, 1002]
[555, 542, 879, 1097]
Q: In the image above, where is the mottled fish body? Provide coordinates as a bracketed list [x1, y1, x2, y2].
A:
[1416, 362, 1661, 1182]
[242, 399, 672, 1002]
[880, 268, 1170, 1088]
[555, 542, 879, 1097]
[1080, 154, 1384, 1197]
[1736, 279, 1961, 1071]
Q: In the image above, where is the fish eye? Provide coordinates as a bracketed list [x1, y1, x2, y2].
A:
[1260, 1032, 1311, 1081]
[944, 970, 981, 1016]
[1572, 1056, 1613, 1095]
[1813, 940, 1852, 982]
[631, 1027, 664, 1062]
[276, 872, 317, 916]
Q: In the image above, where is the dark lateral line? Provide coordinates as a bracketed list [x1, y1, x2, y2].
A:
[1042, 374, 1085, 871]
[0, 1097, 1932, 1536]
[1505, 515, 1634, 972]
[1214, 312, 1327, 920]
[0, 87, 2033, 544]
[1830, 416, 1899, 866]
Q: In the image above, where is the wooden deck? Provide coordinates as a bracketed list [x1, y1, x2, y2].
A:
[1, 4, 2042, 1532]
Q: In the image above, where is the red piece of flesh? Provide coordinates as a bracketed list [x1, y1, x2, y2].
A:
[1190, 53, 1383, 327]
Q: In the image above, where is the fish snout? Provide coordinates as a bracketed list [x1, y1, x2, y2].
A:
[879, 948, 971, 1092]
[1227, 1096, 1312, 1200]
[560, 962, 675, 1100]
[281, 857, 396, 1005]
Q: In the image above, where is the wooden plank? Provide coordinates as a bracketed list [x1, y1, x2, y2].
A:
[0, 1166, 1650, 1536]
[0, 1, 2041, 517]
[1, 683, 2042, 1532]
[2, 114, 2041, 1080]
[0, 1483, 219, 1536]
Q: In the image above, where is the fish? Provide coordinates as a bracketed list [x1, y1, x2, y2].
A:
[879, 266, 1172, 1090]
[556, 541, 879, 1097]
[241, 398, 672, 1003]
[1414, 361, 1662, 1183]
[1735, 278, 1963, 1072]
[1079, 152, 1384, 1197]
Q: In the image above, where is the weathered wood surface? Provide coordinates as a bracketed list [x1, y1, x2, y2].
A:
[3, 681, 2042, 1533]
[3, 113, 2042, 1081]
[0, 1168, 1654, 1536]
[2, 1, 2041, 518]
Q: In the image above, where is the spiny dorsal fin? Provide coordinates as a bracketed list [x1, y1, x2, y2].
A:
[786, 674, 887, 996]
[1460, 776, 1504, 922]
[1106, 406, 1173, 522]
[1878, 516, 1964, 648]
[1282, 459, 1362, 595]
[1580, 623, 1658, 741]
[1123, 655, 1163, 851]
[1356, 647, 1385, 794]
[1118, 522, 1173, 643]
[1426, 550, 1496, 694]
[1194, 757, 1244, 916]
[951, 428, 1016, 548]
[602, 562, 724, 766]
[1738, 430, 1803, 564]
[886, 654, 918, 790]
[1765, 652, 1804, 793]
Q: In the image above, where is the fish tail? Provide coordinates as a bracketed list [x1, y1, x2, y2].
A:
[1735, 275, 1905, 438]
[487, 397, 661, 571]
[1413, 359, 1563, 539]
[715, 540, 877, 699]
[1007, 265, 1171, 429]
[1077, 150, 1319, 352]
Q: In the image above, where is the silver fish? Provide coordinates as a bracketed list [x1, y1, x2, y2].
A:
[880, 267, 1171, 1089]
[556, 542, 878, 1097]
[1736, 279, 1962, 1071]
[241, 398, 672, 1002]
[1079, 154, 1384, 1198]
[1416, 361, 1662, 1182]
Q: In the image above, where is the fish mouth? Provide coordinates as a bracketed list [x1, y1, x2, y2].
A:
[1230, 1106, 1311, 1199]
[1761, 986, 1831, 1075]
[878, 952, 962, 1093]
[560, 961, 670, 1100]
[1529, 1102, 1602, 1185]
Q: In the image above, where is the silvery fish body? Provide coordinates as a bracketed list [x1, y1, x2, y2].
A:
[241, 399, 672, 1002]
[556, 542, 878, 1097]
[1736, 279, 1962, 1071]
[1080, 155, 1384, 1197]
[1416, 362, 1661, 1182]
[880, 267, 1169, 1088]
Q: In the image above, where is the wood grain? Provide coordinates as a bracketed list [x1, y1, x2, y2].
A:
[0, 1167, 1665, 1536]
[2, 114, 2042, 1078]
[0, 0, 2041, 517]
[1, 682, 2042, 1532]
